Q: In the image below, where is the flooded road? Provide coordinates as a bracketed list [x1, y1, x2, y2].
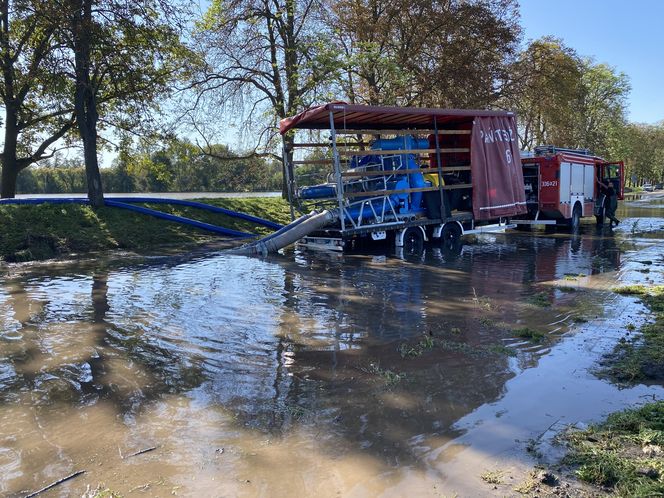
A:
[1, 195, 663, 497]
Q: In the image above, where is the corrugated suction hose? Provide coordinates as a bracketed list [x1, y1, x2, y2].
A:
[229, 210, 339, 255]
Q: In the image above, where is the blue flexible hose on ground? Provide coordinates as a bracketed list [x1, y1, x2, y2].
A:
[0, 196, 282, 229]
[109, 197, 283, 230]
[104, 201, 254, 238]
[0, 198, 89, 205]
[0, 197, 256, 238]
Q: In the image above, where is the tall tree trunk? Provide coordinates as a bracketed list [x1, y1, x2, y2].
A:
[71, 0, 103, 207]
[0, 159, 18, 198]
[1, 105, 19, 198]
[1, 1, 17, 199]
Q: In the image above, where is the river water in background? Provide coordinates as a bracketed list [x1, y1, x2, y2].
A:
[14, 192, 281, 200]
[1, 195, 664, 497]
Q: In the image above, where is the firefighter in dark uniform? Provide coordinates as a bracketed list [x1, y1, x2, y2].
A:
[599, 179, 620, 226]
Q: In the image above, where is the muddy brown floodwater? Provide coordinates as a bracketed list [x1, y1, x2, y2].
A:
[1, 195, 664, 497]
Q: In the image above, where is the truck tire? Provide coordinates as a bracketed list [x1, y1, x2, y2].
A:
[440, 222, 462, 250]
[403, 227, 424, 256]
[571, 203, 582, 232]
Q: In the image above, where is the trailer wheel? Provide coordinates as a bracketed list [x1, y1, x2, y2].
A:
[440, 222, 462, 250]
[571, 203, 582, 232]
[403, 227, 424, 255]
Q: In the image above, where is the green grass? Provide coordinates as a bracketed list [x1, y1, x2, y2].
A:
[512, 327, 547, 342]
[564, 401, 664, 496]
[527, 291, 552, 307]
[437, 339, 517, 357]
[614, 284, 650, 295]
[0, 197, 291, 262]
[362, 362, 406, 386]
[601, 285, 664, 382]
[398, 333, 436, 358]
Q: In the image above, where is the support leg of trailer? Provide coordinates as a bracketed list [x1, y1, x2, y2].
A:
[329, 111, 345, 232]
[433, 119, 451, 218]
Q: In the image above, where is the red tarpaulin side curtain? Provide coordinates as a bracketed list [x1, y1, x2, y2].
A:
[470, 116, 527, 220]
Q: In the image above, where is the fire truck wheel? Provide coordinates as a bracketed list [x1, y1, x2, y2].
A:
[571, 204, 582, 232]
[403, 227, 424, 255]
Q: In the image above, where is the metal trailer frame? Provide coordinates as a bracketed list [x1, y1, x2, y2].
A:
[281, 105, 516, 251]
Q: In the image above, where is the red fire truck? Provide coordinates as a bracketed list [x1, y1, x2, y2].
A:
[512, 146, 624, 230]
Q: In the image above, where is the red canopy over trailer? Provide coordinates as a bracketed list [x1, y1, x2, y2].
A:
[279, 103, 527, 221]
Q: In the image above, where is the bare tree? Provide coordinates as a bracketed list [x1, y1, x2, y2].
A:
[189, 0, 338, 195]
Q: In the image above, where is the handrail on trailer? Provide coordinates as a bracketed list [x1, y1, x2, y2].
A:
[332, 129, 471, 136]
[284, 109, 472, 230]
[331, 119, 456, 230]
[340, 166, 470, 177]
[343, 184, 471, 199]
[292, 142, 370, 148]
[338, 147, 469, 156]
[287, 113, 467, 230]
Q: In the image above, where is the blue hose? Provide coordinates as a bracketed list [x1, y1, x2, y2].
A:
[0, 197, 256, 238]
[0, 198, 90, 205]
[104, 201, 254, 238]
[110, 197, 283, 230]
[0, 196, 281, 229]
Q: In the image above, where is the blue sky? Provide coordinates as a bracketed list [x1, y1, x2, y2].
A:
[520, 0, 664, 124]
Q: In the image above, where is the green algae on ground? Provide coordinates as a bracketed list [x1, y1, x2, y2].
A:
[600, 285, 664, 383]
[563, 401, 664, 496]
[0, 197, 291, 262]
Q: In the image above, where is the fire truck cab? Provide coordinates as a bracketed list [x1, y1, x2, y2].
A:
[513, 146, 624, 230]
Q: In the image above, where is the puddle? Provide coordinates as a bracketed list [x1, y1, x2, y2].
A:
[1, 195, 663, 496]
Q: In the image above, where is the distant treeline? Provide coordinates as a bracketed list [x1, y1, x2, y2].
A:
[17, 140, 283, 194]
[3, 0, 663, 200]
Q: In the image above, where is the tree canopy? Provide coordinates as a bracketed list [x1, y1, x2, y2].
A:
[1, 0, 662, 195]
[0, 0, 188, 201]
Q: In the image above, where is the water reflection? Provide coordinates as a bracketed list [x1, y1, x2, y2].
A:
[0, 197, 663, 496]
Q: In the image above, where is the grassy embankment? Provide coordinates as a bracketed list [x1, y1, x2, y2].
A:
[554, 285, 664, 496]
[562, 402, 664, 496]
[602, 284, 664, 383]
[0, 198, 292, 262]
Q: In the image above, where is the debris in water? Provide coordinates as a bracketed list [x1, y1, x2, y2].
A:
[25, 470, 86, 497]
[121, 445, 158, 460]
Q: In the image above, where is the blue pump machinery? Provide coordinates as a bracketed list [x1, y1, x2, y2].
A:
[298, 135, 429, 222]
